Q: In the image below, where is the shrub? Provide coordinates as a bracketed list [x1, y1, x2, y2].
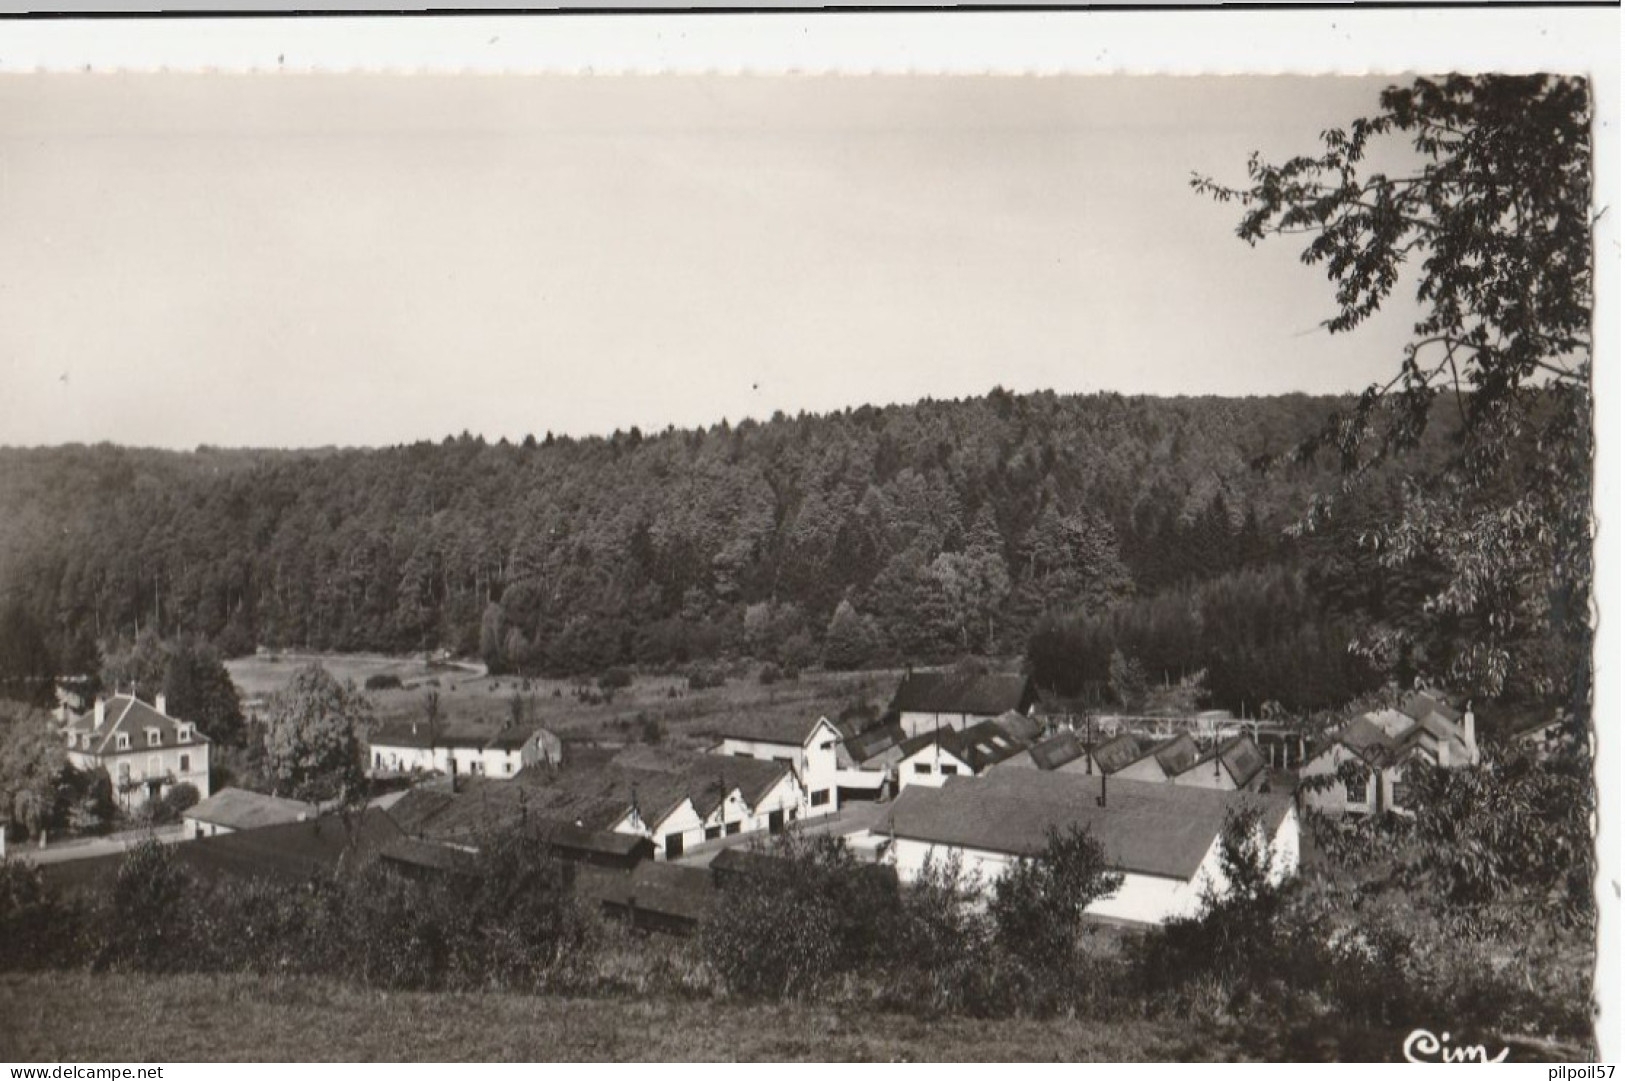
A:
[598, 667, 633, 692]
[95, 839, 197, 973]
[0, 858, 85, 970]
[686, 664, 725, 691]
[152, 782, 201, 824]
[364, 674, 403, 691]
[758, 662, 783, 685]
[989, 824, 1123, 979]
[703, 833, 902, 998]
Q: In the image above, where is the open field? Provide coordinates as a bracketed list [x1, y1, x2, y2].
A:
[0, 971, 1436, 1062]
[226, 653, 903, 751]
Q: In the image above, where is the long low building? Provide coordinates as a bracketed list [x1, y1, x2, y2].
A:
[883, 770, 1298, 926]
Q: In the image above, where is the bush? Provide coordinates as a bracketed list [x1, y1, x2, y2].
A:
[152, 782, 201, 824]
[0, 858, 85, 970]
[758, 662, 783, 685]
[686, 664, 725, 691]
[703, 833, 902, 998]
[95, 839, 197, 973]
[364, 674, 403, 691]
[597, 667, 633, 692]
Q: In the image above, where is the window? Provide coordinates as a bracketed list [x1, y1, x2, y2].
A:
[725, 822, 741, 836]
[820, 740, 836, 750]
[504, 761, 513, 774]
[704, 825, 722, 841]
[179, 754, 191, 774]
[940, 764, 959, 776]
[374, 752, 382, 768]
[810, 789, 830, 807]
[146, 729, 161, 747]
[116, 733, 131, 751]
[1344, 776, 1368, 805]
[176, 725, 192, 743]
[913, 763, 931, 775]
[734, 752, 753, 759]
[117, 763, 130, 785]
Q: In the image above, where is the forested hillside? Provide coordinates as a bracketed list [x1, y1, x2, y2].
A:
[1, 389, 1458, 710]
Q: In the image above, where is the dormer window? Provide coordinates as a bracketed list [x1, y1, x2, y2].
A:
[176, 725, 193, 744]
[116, 733, 131, 750]
[146, 728, 162, 747]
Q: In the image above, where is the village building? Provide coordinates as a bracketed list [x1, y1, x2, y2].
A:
[832, 717, 908, 801]
[61, 693, 211, 810]
[887, 669, 1038, 739]
[367, 722, 560, 779]
[1087, 732, 1148, 776]
[987, 729, 1090, 774]
[1298, 694, 1478, 816]
[884, 770, 1299, 926]
[183, 787, 317, 839]
[712, 715, 845, 815]
[895, 718, 1033, 790]
[385, 745, 803, 861]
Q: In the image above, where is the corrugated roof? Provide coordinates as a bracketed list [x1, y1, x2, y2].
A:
[185, 788, 316, 831]
[885, 771, 1293, 881]
[888, 670, 1035, 717]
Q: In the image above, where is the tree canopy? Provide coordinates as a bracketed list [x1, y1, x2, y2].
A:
[1195, 74, 1594, 704]
[262, 662, 373, 802]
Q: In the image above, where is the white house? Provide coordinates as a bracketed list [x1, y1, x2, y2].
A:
[368, 723, 560, 780]
[184, 787, 316, 839]
[1299, 696, 1477, 816]
[884, 770, 1299, 926]
[895, 719, 1033, 790]
[887, 670, 1038, 739]
[62, 694, 211, 810]
[713, 715, 844, 817]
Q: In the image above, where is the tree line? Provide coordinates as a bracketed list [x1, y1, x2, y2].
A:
[1, 390, 1446, 678]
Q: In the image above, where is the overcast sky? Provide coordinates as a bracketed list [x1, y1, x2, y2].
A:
[0, 74, 1425, 450]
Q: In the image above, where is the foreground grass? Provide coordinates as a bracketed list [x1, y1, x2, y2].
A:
[1, 971, 1211, 1062]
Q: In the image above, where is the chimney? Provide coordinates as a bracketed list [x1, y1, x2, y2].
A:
[155, 693, 167, 716]
[1438, 740, 1451, 768]
[1463, 702, 1478, 764]
[93, 698, 105, 730]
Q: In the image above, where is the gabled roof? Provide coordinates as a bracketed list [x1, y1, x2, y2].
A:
[1401, 690, 1463, 725]
[368, 723, 439, 750]
[888, 670, 1035, 717]
[885, 771, 1294, 882]
[67, 695, 209, 757]
[992, 710, 1045, 745]
[397, 747, 792, 844]
[485, 726, 552, 751]
[1214, 735, 1267, 788]
[1026, 730, 1088, 772]
[1308, 715, 1403, 769]
[1150, 733, 1202, 777]
[719, 714, 838, 748]
[185, 788, 316, 831]
[844, 721, 907, 766]
[1090, 732, 1146, 775]
[897, 719, 1031, 773]
[378, 836, 482, 877]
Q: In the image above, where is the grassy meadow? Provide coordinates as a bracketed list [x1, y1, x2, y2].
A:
[225, 652, 902, 751]
[0, 970, 1434, 1062]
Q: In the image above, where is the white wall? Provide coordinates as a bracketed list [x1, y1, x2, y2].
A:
[369, 743, 437, 776]
[898, 711, 994, 739]
[889, 837, 1212, 925]
[896, 743, 973, 790]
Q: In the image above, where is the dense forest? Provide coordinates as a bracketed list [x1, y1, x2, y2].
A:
[1, 389, 1471, 713]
